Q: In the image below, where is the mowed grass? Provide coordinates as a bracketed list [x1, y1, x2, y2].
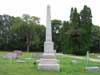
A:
[0, 52, 100, 75]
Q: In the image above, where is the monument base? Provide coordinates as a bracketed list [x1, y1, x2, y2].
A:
[38, 59, 60, 71]
[42, 53, 56, 58]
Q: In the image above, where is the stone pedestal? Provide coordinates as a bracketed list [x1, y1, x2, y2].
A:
[38, 52, 60, 71]
[38, 58, 60, 71]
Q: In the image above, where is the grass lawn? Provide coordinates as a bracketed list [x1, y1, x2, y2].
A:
[0, 51, 100, 75]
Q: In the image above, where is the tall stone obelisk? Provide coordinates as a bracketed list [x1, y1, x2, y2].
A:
[38, 5, 60, 71]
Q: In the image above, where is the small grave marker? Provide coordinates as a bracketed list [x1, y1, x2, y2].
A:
[32, 53, 42, 58]
[85, 51, 100, 71]
[4, 53, 18, 59]
[86, 67, 100, 71]
[71, 59, 78, 64]
[16, 60, 25, 63]
[86, 51, 89, 66]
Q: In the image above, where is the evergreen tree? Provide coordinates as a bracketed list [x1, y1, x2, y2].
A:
[80, 5, 93, 53]
[51, 19, 62, 52]
[69, 7, 81, 55]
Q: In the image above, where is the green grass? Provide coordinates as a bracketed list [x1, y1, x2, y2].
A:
[0, 52, 100, 75]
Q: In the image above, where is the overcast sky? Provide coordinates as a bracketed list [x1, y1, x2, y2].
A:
[0, 0, 99, 26]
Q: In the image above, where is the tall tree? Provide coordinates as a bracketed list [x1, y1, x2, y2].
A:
[91, 25, 100, 52]
[69, 8, 81, 55]
[60, 21, 71, 53]
[0, 15, 14, 50]
[12, 14, 41, 52]
[51, 19, 62, 52]
[80, 5, 93, 53]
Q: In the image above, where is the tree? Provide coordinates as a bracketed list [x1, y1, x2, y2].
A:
[70, 8, 80, 28]
[11, 14, 41, 52]
[80, 5, 93, 53]
[69, 7, 82, 55]
[62, 6, 93, 55]
[0, 15, 14, 50]
[91, 25, 100, 52]
[60, 21, 71, 53]
[51, 19, 62, 52]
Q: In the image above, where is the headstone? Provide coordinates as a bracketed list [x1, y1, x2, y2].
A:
[4, 51, 22, 59]
[32, 53, 42, 58]
[4, 52, 18, 59]
[85, 51, 99, 71]
[71, 59, 78, 64]
[38, 5, 60, 71]
[16, 60, 25, 63]
[14, 50, 23, 56]
[85, 66, 100, 71]
[86, 51, 89, 66]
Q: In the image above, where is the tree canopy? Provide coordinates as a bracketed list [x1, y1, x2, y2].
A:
[0, 5, 100, 55]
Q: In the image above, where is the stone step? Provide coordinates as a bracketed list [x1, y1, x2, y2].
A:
[39, 59, 59, 64]
[42, 53, 56, 58]
[38, 63, 60, 71]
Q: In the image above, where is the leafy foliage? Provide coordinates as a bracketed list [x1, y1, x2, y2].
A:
[0, 5, 100, 55]
[58, 5, 93, 55]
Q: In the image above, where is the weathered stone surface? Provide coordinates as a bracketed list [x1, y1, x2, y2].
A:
[39, 59, 59, 64]
[71, 60, 78, 64]
[16, 60, 25, 63]
[38, 63, 60, 71]
[42, 53, 56, 58]
[44, 42, 54, 53]
[85, 66, 100, 71]
[32, 53, 42, 58]
[4, 50, 22, 59]
[14, 50, 23, 56]
[4, 53, 18, 59]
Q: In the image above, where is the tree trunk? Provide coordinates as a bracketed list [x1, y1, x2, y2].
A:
[26, 36, 30, 52]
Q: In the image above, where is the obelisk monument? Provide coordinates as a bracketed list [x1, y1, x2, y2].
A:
[38, 5, 60, 71]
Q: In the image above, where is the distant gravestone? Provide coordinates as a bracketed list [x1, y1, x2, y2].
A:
[85, 67, 100, 71]
[4, 53, 18, 59]
[4, 51, 22, 59]
[71, 59, 78, 64]
[32, 53, 42, 58]
[86, 51, 89, 66]
[85, 51, 100, 71]
[14, 50, 23, 56]
[16, 60, 25, 63]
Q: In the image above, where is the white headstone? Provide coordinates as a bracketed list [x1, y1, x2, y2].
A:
[85, 51, 99, 71]
[71, 60, 78, 64]
[85, 67, 100, 71]
[86, 51, 89, 66]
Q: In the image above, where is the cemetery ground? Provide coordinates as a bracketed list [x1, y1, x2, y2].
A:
[0, 51, 100, 75]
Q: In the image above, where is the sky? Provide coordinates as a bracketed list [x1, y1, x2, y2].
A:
[0, 0, 99, 26]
